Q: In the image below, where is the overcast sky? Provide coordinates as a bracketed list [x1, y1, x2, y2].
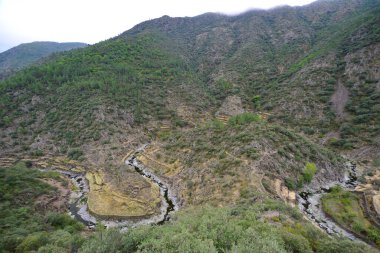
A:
[0, 0, 316, 52]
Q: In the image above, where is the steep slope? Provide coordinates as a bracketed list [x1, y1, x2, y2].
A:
[0, 41, 87, 78]
[136, 116, 345, 207]
[0, 0, 379, 246]
[121, 0, 380, 158]
[1, 0, 378, 161]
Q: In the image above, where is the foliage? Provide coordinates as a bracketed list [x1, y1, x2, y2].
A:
[0, 1, 379, 157]
[0, 2, 379, 251]
[67, 147, 84, 160]
[228, 112, 260, 126]
[252, 95, 262, 110]
[0, 163, 84, 252]
[322, 186, 380, 246]
[0, 41, 87, 78]
[302, 162, 317, 183]
[80, 202, 375, 253]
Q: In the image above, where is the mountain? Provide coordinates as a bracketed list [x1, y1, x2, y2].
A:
[0, 41, 88, 78]
[1, 0, 378, 160]
[1, 0, 380, 252]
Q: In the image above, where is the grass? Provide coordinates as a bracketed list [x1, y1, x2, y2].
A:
[80, 201, 376, 253]
[0, 162, 84, 252]
[322, 186, 380, 247]
[0, 2, 379, 159]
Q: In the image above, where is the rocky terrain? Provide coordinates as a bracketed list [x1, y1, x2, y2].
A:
[0, 0, 379, 252]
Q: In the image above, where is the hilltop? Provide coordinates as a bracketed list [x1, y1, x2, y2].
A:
[0, 0, 379, 252]
[0, 41, 87, 78]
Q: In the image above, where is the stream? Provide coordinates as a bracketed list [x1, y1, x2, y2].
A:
[298, 161, 359, 240]
[42, 147, 178, 230]
[44, 153, 362, 240]
[126, 156, 177, 225]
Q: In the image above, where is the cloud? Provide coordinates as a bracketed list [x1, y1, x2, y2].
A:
[0, 0, 316, 52]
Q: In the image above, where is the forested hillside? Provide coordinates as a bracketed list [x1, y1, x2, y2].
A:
[0, 41, 87, 78]
[0, 0, 378, 160]
[0, 0, 379, 252]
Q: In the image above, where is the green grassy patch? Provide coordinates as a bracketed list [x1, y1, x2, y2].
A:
[80, 201, 375, 253]
[322, 186, 380, 247]
[0, 162, 84, 252]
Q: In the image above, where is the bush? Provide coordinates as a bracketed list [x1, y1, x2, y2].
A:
[285, 178, 297, 190]
[16, 232, 49, 252]
[281, 232, 313, 253]
[37, 245, 67, 253]
[317, 239, 373, 253]
[32, 149, 44, 157]
[80, 229, 125, 253]
[67, 148, 83, 160]
[228, 112, 260, 126]
[79, 204, 375, 253]
[302, 162, 317, 183]
[46, 213, 83, 231]
[252, 95, 262, 110]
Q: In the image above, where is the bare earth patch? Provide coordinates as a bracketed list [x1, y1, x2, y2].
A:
[330, 79, 349, 119]
[35, 177, 71, 213]
[86, 170, 161, 219]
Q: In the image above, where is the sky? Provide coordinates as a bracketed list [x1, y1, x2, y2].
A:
[0, 0, 316, 53]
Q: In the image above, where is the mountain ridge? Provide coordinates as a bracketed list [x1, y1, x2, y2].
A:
[0, 1, 380, 251]
[0, 0, 378, 168]
[0, 41, 88, 78]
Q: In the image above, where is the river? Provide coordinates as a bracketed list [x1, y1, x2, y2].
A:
[298, 161, 359, 240]
[45, 147, 178, 230]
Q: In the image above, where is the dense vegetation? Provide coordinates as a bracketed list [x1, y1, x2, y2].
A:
[322, 186, 380, 247]
[2, 163, 376, 253]
[0, 0, 379, 160]
[125, 114, 347, 207]
[0, 0, 380, 252]
[0, 42, 87, 79]
[161, 116, 342, 178]
[0, 163, 84, 252]
[0, 34, 208, 156]
[80, 202, 376, 253]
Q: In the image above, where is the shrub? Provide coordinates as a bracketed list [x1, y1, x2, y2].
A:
[281, 232, 313, 253]
[228, 112, 260, 126]
[16, 232, 49, 252]
[25, 160, 33, 168]
[367, 227, 380, 246]
[80, 204, 375, 253]
[285, 178, 297, 190]
[252, 95, 262, 110]
[302, 162, 317, 183]
[37, 244, 67, 253]
[67, 148, 83, 160]
[46, 213, 83, 231]
[316, 239, 373, 253]
[32, 149, 44, 157]
[80, 229, 126, 253]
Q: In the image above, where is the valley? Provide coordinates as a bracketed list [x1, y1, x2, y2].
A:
[0, 0, 380, 252]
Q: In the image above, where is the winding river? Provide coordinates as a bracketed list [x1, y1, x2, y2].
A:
[298, 161, 359, 240]
[46, 147, 178, 230]
[127, 156, 176, 225]
[45, 151, 364, 243]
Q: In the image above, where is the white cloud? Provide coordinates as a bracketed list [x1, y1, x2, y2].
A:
[0, 0, 316, 52]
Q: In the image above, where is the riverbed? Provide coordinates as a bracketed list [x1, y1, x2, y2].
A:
[298, 161, 359, 240]
[42, 147, 178, 230]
